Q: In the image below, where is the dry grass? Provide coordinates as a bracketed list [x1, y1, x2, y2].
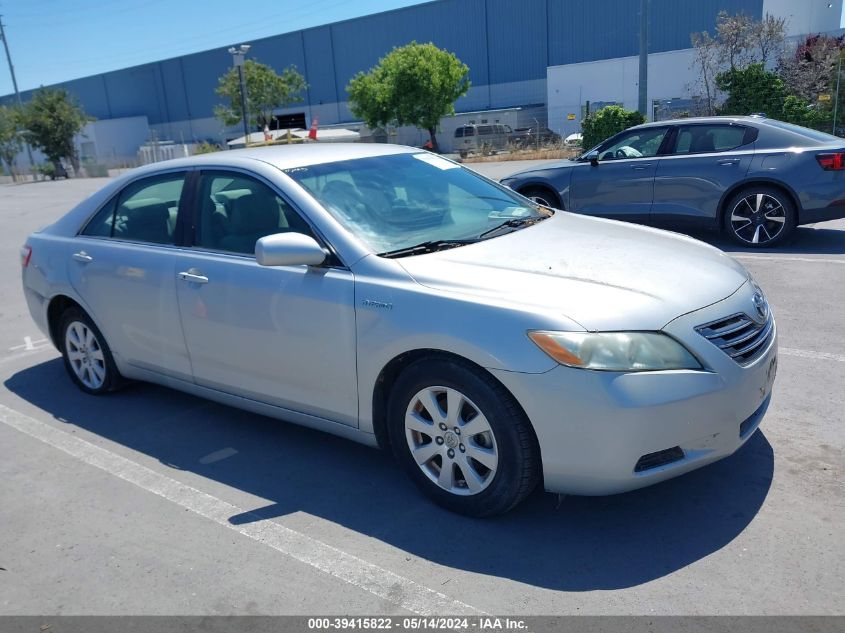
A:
[462, 144, 580, 163]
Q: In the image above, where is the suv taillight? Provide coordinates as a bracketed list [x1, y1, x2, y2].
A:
[21, 245, 32, 268]
[817, 152, 845, 170]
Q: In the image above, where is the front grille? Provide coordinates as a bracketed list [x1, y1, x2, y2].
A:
[634, 446, 685, 473]
[695, 312, 773, 365]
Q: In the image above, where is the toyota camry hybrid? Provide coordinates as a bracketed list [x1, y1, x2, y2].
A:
[21, 144, 777, 516]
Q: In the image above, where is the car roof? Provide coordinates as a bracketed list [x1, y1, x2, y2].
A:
[129, 143, 421, 175]
[632, 115, 763, 129]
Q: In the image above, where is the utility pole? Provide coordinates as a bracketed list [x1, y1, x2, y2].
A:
[833, 53, 842, 137]
[228, 44, 251, 146]
[638, 0, 649, 118]
[0, 15, 35, 172]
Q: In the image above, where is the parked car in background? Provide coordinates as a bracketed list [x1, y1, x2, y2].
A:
[509, 126, 562, 148]
[501, 116, 845, 247]
[454, 123, 512, 157]
[564, 132, 583, 147]
[22, 144, 777, 516]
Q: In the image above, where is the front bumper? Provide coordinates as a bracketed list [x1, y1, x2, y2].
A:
[491, 283, 777, 496]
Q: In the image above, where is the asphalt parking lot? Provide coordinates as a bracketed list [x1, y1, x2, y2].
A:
[0, 164, 843, 616]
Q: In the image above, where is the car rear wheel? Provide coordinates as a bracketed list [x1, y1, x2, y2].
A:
[387, 358, 540, 516]
[724, 186, 795, 247]
[520, 186, 561, 210]
[60, 307, 123, 395]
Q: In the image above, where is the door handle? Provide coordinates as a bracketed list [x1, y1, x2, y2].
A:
[178, 271, 209, 284]
[630, 163, 653, 170]
[72, 251, 93, 263]
[718, 159, 740, 166]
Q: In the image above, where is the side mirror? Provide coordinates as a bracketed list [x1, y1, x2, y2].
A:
[255, 232, 326, 267]
[582, 150, 599, 166]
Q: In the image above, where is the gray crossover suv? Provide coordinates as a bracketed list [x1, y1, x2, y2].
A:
[500, 116, 845, 247]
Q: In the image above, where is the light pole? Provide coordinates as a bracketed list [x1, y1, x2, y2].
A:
[637, 0, 649, 117]
[228, 44, 251, 146]
[0, 15, 35, 173]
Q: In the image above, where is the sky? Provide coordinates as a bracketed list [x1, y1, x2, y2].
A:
[0, 0, 431, 95]
[2, 0, 845, 97]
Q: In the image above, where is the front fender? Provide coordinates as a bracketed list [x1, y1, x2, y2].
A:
[353, 276, 577, 434]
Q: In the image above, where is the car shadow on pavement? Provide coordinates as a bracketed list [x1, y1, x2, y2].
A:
[5, 359, 774, 592]
[685, 224, 845, 255]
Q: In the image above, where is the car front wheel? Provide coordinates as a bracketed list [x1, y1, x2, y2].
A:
[520, 186, 561, 210]
[725, 186, 795, 247]
[387, 358, 540, 516]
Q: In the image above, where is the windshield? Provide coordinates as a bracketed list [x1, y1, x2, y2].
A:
[284, 152, 548, 254]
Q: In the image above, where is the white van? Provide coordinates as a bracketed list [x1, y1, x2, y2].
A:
[454, 124, 512, 157]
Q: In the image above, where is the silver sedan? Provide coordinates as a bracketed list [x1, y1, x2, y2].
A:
[20, 144, 777, 516]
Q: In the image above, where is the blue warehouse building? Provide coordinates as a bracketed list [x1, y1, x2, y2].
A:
[2, 0, 839, 163]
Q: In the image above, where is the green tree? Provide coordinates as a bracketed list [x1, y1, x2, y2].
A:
[0, 105, 23, 180]
[690, 11, 786, 114]
[347, 42, 470, 152]
[781, 94, 828, 129]
[18, 88, 91, 175]
[215, 60, 307, 131]
[581, 105, 645, 151]
[716, 63, 786, 117]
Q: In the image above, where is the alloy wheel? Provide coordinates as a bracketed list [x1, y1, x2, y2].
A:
[404, 386, 498, 496]
[65, 320, 107, 390]
[730, 193, 787, 245]
[528, 194, 553, 207]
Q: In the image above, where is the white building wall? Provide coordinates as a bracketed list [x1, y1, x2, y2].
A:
[547, 49, 698, 136]
[76, 116, 150, 167]
[763, 0, 842, 36]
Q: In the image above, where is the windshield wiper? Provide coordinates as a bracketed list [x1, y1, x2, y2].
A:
[478, 216, 547, 239]
[378, 239, 479, 259]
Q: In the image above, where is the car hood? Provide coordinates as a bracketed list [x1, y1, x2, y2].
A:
[502, 159, 577, 179]
[396, 213, 749, 331]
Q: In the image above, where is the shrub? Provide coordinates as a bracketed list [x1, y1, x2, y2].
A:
[581, 106, 646, 151]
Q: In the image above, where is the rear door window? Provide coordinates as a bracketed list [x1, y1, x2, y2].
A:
[81, 173, 186, 245]
[674, 125, 749, 154]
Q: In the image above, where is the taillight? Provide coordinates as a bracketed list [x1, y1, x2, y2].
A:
[817, 152, 845, 170]
[20, 245, 32, 268]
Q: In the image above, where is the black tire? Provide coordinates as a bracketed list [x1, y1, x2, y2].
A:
[387, 357, 540, 517]
[723, 186, 796, 248]
[59, 307, 124, 395]
[520, 186, 562, 210]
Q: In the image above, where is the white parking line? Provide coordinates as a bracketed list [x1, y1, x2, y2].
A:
[780, 347, 845, 363]
[0, 346, 56, 365]
[732, 255, 845, 265]
[0, 403, 484, 616]
[8, 336, 49, 352]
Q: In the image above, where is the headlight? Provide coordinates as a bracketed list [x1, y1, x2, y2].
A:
[527, 331, 702, 371]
